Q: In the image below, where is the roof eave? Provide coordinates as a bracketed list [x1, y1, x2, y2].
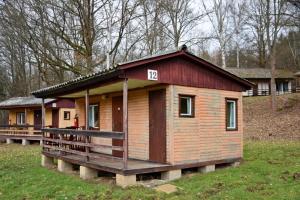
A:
[0, 104, 41, 109]
[32, 70, 123, 98]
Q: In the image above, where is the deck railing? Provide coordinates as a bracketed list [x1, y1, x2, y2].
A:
[0, 125, 42, 135]
[42, 128, 124, 162]
[244, 88, 295, 96]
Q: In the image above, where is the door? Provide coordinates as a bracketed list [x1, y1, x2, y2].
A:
[52, 109, 59, 128]
[149, 89, 166, 163]
[112, 96, 123, 157]
[34, 110, 42, 130]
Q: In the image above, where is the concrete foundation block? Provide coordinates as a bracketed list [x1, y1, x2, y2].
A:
[198, 165, 215, 173]
[22, 139, 30, 146]
[6, 138, 13, 144]
[161, 169, 182, 181]
[40, 140, 43, 146]
[58, 159, 73, 173]
[41, 155, 54, 167]
[116, 174, 137, 187]
[230, 161, 240, 168]
[80, 166, 98, 180]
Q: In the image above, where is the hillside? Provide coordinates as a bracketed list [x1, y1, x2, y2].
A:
[243, 93, 300, 140]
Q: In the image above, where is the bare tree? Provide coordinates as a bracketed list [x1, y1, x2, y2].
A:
[248, 0, 288, 111]
[161, 0, 202, 49]
[230, 1, 248, 68]
[202, 0, 233, 68]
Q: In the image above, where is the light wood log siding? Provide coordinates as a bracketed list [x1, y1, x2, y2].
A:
[74, 84, 243, 164]
[8, 108, 53, 131]
[76, 96, 112, 155]
[167, 85, 243, 165]
[58, 108, 76, 128]
[74, 86, 166, 160]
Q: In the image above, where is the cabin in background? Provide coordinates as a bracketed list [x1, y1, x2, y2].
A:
[32, 46, 252, 187]
[0, 97, 76, 145]
[295, 71, 300, 93]
[226, 68, 296, 96]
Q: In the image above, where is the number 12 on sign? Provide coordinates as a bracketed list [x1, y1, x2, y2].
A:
[148, 69, 158, 81]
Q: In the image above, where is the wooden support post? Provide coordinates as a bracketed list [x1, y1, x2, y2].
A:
[42, 99, 45, 129]
[24, 108, 28, 135]
[123, 78, 128, 169]
[24, 108, 27, 125]
[41, 99, 45, 150]
[85, 89, 90, 161]
[59, 133, 62, 155]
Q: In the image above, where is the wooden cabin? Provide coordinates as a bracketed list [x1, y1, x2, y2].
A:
[226, 68, 296, 96]
[0, 97, 75, 145]
[32, 46, 252, 187]
[295, 71, 300, 93]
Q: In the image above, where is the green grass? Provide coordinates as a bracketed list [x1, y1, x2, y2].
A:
[0, 141, 299, 200]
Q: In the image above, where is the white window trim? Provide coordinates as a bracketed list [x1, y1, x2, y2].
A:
[227, 100, 237, 130]
[180, 96, 192, 116]
[89, 104, 99, 128]
[17, 112, 25, 125]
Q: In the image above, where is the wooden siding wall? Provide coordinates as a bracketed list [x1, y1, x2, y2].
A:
[74, 87, 163, 160]
[166, 85, 243, 165]
[126, 57, 246, 92]
[76, 96, 112, 155]
[8, 108, 52, 131]
[58, 108, 76, 128]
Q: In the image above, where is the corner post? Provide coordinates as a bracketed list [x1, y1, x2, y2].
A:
[41, 98, 45, 150]
[123, 78, 128, 169]
[42, 98, 45, 129]
[85, 89, 90, 161]
[24, 108, 28, 134]
[24, 108, 27, 124]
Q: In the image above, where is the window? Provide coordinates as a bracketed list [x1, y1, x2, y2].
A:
[226, 99, 237, 130]
[179, 95, 195, 117]
[89, 104, 99, 128]
[16, 112, 25, 125]
[64, 111, 70, 120]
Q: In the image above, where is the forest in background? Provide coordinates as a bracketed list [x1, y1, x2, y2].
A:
[0, 0, 299, 100]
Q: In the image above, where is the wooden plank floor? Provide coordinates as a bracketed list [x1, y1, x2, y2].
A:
[43, 150, 172, 175]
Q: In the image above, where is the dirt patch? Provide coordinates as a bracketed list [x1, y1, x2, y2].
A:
[293, 172, 300, 181]
[198, 182, 225, 198]
[246, 182, 267, 193]
[243, 93, 300, 141]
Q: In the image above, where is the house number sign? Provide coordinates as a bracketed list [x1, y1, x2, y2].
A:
[147, 69, 158, 81]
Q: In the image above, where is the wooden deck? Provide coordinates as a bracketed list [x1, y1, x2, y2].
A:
[43, 150, 171, 175]
[0, 125, 42, 141]
[41, 128, 241, 176]
[41, 128, 172, 175]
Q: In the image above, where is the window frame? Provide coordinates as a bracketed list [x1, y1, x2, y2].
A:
[63, 111, 70, 120]
[225, 98, 238, 131]
[179, 94, 195, 118]
[16, 112, 26, 125]
[88, 103, 99, 128]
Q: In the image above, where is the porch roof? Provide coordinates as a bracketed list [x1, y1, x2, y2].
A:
[0, 96, 55, 109]
[32, 46, 253, 98]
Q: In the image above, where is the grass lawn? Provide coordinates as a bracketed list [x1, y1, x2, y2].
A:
[0, 141, 299, 200]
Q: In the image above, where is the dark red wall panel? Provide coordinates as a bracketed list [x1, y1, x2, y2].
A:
[46, 99, 75, 108]
[125, 57, 246, 92]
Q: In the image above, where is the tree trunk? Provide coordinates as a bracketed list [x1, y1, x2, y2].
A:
[236, 41, 240, 68]
[221, 45, 226, 69]
[270, 48, 277, 112]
